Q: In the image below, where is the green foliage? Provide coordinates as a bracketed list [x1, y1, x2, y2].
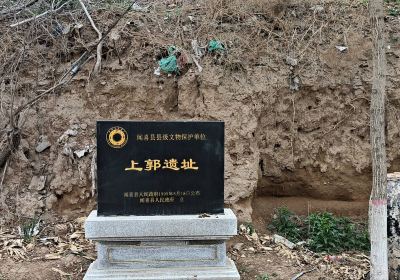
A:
[269, 207, 303, 242]
[389, 7, 400, 16]
[256, 274, 270, 280]
[306, 213, 369, 253]
[245, 223, 255, 235]
[269, 207, 369, 253]
[20, 218, 40, 243]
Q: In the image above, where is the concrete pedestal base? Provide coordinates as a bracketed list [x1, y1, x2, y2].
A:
[83, 209, 240, 280]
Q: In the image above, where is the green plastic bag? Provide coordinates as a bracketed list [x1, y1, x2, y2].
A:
[158, 46, 179, 74]
[159, 55, 178, 73]
[208, 39, 225, 52]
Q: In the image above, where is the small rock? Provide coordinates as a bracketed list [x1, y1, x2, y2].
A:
[45, 193, 58, 210]
[247, 247, 255, 252]
[273, 234, 296, 249]
[233, 243, 244, 251]
[80, 123, 88, 130]
[74, 148, 89, 158]
[35, 135, 51, 153]
[29, 176, 46, 191]
[100, 81, 107, 86]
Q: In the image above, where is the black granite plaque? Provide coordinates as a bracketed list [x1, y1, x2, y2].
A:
[96, 121, 224, 216]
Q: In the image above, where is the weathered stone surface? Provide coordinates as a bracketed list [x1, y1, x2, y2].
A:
[96, 241, 226, 268]
[28, 176, 46, 191]
[85, 209, 237, 241]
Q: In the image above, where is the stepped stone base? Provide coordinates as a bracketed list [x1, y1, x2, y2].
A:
[83, 209, 240, 280]
[84, 259, 239, 280]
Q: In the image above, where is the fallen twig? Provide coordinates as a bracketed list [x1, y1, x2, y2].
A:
[291, 268, 317, 280]
[0, 158, 9, 190]
[78, 0, 103, 75]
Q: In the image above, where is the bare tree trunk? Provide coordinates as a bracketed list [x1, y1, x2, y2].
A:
[368, 0, 388, 279]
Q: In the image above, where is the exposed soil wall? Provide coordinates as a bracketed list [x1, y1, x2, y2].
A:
[0, 0, 400, 223]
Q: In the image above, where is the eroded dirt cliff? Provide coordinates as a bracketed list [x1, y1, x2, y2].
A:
[0, 0, 399, 223]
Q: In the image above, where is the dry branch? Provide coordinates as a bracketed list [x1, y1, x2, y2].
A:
[78, 0, 103, 75]
[0, 0, 39, 16]
[10, 0, 72, 27]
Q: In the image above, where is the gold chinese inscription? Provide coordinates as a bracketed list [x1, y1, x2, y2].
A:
[125, 159, 199, 172]
[136, 133, 207, 141]
[123, 190, 201, 204]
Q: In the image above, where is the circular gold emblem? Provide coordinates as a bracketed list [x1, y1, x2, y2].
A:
[106, 126, 128, 148]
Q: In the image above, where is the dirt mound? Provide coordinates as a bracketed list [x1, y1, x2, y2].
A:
[0, 0, 399, 223]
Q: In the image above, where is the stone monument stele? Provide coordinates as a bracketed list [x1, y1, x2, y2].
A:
[84, 121, 240, 279]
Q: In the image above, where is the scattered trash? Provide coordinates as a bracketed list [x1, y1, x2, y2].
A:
[208, 39, 225, 52]
[154, 67, 161, 76]
[35, 135, 51, 153]
[159, 46, 179, 74]
[335, 45, 348, 52]
[191, 39, 206, 58]
[273, 234, 296, 249]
